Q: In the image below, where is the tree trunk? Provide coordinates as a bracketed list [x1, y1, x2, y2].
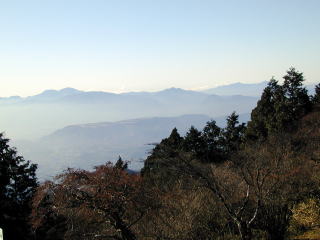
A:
[238, 222, 252, 240]
[113, 214, 137, 240]
[118, 226, 137, 240]
[265, 227, 286, 240]
[263, 205, 289, 240]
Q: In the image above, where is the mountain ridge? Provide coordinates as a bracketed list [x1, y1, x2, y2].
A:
[2, 81, 317, 100]
[1, 86, 258, 140]
[14, 113, 250, 179]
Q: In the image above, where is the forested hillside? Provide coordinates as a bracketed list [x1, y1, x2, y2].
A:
[1, 68, 319, 240]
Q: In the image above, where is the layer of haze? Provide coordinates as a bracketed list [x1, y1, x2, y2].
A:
[1, 0, 320, 97]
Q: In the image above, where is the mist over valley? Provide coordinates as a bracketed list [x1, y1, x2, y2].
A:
[1, 82, 316, 179]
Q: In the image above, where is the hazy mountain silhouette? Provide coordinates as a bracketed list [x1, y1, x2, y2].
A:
[203, 81, 316, 96]
[25, 87, 82, 102]
[203, 81, 269, 96]
[1, 87, 258, 140]
[14, 114, 249, 179]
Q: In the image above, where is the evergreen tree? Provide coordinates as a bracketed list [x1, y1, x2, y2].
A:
[0, 133, 38, 240]
[313, 83, 320, 105]
[202, 120, 224, 162]
[115, 156, 128, 170]
[282, 67, 311, 121]
[222, 112, 246, 155]
[141, 128, 183, 177]
[246, 78, 284, 140]
[246, 68, 311, 140]
[150, 127, 183, 159]
[182, 126, 206, 159]
[164, 127, 183, 147]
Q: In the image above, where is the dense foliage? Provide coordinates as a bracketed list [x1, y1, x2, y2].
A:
[246, 68, 312, 140]
[0, 133, 38, 240]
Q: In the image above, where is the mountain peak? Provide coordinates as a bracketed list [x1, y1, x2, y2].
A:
[162, 87, 184, 92]
[59, 87, 80, 93]
[203, 81, 269, 97]
[27, 88, 82, 101]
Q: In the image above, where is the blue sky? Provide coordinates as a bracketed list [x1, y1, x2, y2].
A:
[0, 0, 319, 97]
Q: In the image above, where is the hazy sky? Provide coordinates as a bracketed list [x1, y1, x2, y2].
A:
[1, 0, 319, 97]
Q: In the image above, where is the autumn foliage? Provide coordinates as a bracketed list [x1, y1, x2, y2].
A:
[31, 163, 155, 240]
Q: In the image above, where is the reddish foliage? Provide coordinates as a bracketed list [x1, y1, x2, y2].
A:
[31, 163, 153, 240]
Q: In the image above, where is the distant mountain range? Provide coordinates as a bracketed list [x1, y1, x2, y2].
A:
[13, 114, 249, 179]
[203, 81, 316, 96]
[3, 81, 316, 179]
[1, 87, 258, 140]
[203, 82, 269, 96]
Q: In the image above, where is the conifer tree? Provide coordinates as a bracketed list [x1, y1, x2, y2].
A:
[115, 156, 128, 170]
[282, 67, 311, 120]
[222, 112, 246, 155]
[313, 83, 320, 105]
[183, 126, 206, 159]
[0, 133, 38, 240]
[246, 68, 311, 140]
[202, 120, 224, 162]
[141, 128, 183, 177]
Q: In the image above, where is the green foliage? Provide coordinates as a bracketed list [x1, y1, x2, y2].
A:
[141, 128, 183, 175]
[202, 119, 225, 162]
[282, 68, 312, 120]
[0, 133, 38, 240]
[247, 68, 312, 140]
[141, 128, 185, 190]
[142, 112, 246, 183]
[222, 112, 246, 154]
[183, 126, 207, 159]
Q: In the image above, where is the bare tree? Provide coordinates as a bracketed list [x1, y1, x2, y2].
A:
[32, 163, 155, 240]
[163, 133, 318, 240]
